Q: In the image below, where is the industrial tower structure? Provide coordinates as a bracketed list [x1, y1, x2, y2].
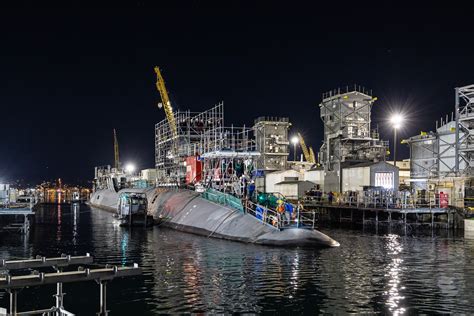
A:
[319, 85, 389, 192]
[455, 84, 474, 176]
[404, 85, 474, 187]
[253, 117, 291, 171]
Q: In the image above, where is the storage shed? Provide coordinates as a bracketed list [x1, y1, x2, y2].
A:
[274, 180, 316, 200]
[265, 169, 302, 193]
[342, 161, 399, 192]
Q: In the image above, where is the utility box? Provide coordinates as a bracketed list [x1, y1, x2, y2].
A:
[186, 156, 202, 184]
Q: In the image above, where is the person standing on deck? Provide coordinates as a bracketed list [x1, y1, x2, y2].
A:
[248, 180, 256, 202]
[284, 202, 293, 226]
[328, 191, 334, 204]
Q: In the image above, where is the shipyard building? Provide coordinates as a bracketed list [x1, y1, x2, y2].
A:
[404, 84, 474, 208]
[152, 84, 398, 197]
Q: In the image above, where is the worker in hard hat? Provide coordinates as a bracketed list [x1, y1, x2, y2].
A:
[276, 199, 285, 226]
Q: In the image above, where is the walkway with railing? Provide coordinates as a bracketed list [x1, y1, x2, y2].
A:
[243, 200, 316, 230]
[303, 190, 455, 210]
[302, 191, 462, 229]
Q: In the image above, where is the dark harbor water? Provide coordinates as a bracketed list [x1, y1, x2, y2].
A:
[1, 204, 474, 314]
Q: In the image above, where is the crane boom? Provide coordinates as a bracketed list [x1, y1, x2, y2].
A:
[309, 147, 316, 164]
[297, 132, 315, 163]
[154, 66, 178, 138]
[113, 128, 120, 169]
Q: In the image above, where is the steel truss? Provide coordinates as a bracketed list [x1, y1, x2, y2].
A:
[455, 84, 474, 176]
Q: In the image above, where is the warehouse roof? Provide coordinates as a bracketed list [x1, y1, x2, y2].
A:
[342, 161, 397, 169]
[275, 180, 316, 185]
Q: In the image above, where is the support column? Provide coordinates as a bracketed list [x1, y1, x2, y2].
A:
[55, 281, 64, 315]
[404, 212, 407, 234]
[9, 290, 17, 316]
[98, 281, 108, 316]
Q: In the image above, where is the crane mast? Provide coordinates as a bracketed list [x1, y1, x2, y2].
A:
[154, 66, 178, 138]
[309, 147, 316, 164]
[113, 128, 120, 169]
[297, 132, 315, 163]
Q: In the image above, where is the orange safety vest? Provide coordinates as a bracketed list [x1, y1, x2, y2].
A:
[277, 204, 285, 214]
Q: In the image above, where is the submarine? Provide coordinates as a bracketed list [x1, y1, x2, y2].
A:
[89, 185, 340, 248]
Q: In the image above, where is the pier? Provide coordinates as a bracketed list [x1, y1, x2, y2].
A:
[0, 205, 35, 234]
[0, 254, 141, 316]
[303, 195, 462, 230]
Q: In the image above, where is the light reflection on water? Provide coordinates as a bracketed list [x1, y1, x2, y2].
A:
[0, 204, 473, 314]
[384, 234, 405, 315]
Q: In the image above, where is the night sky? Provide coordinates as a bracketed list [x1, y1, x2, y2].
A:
[1, 1, 473, 185]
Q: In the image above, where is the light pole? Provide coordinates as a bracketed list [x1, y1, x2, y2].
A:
[390, 114, 404, 167]
[291, 136, 299, 162]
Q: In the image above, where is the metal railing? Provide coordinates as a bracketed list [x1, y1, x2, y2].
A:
[303, 190, 452, 210]
[243, 200, 316, 230]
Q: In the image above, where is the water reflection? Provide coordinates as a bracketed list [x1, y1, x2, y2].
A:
[1, 205, 473, 314]
[384, 234, 406, 315]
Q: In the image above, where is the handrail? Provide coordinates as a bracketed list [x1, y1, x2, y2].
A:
[303, 190, 452, 210]
[244, 200, 316, 230]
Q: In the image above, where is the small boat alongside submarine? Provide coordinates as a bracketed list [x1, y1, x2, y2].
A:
[90, 185, 340, 248]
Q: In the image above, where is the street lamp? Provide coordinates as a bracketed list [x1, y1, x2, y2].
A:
[390, 114, 404, 167]
[291, 136, 299, 162]
[125, 163, 136, 174]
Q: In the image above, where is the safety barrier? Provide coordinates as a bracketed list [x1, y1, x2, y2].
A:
[304, 190, 453, 210]
[201, 188, 244, 212]
[244, 200, 316, 230]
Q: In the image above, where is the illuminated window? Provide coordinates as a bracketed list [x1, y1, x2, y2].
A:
[375, 172, 394, 189]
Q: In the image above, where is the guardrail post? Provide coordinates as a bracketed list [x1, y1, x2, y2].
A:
[97, 281, 108, 316]
[9, 289, 17, 316]
[55, 274, 64, 316]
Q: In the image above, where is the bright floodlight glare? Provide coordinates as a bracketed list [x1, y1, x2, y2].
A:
[390, 114, 404, 129]
[291, 136, 299, 145]
[125, 163, 135, 173]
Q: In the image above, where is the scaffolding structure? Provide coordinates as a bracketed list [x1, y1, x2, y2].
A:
[455, 84, 474, 176]
[319, 85, 388, 192]
[155, 102, 260, 192]
[253, 117, 291, 171]
[155, 103, 224, 184]
[404, 85, 474, 191]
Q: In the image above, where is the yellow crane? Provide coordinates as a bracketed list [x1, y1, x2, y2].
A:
[309, 147, 316, 164]
[113, 128, 120, 169]
[297, 132, 316, 164]
[154, 66, 178, 138]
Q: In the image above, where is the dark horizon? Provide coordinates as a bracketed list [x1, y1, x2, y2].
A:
[1, 2, 473, 185]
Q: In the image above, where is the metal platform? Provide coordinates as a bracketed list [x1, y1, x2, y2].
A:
[0, 207, 34, 235]
[0, 254, 142, 316]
